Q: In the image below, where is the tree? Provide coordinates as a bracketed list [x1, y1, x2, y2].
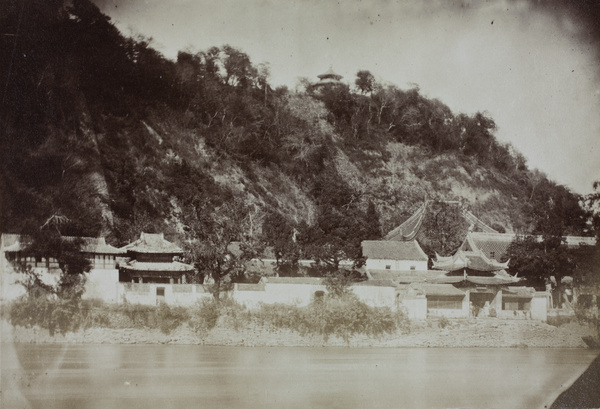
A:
[355, 70, 375, 95]
[419, 202, 465, 257]
[506, 235, 575, 302]
[585, 181, 600, 240]
[221, 45, 256, 88]
[22, 229, 91, 300]
[261, 211, 300, 276]
[182, 198, 259, 299]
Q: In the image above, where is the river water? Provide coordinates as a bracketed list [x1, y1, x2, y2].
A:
[1, 342, 598, 409]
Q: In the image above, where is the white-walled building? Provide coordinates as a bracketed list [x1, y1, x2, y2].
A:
[361, 240, 428, 272]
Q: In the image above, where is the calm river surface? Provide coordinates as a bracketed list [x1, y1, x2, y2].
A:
[2, 342, 598, 409]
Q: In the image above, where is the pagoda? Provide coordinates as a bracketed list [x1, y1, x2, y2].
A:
[313, 67, 343, 88]
[119, 232, 194, 284]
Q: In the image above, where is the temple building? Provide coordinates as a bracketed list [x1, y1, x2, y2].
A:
[313, 67, 343, 88]
[0, 233, 124, 302]
[119, 232, 193, 284]
[429, 248, 531, 318]
[361, 202, 556, 319]
[361, 240, 428, 272]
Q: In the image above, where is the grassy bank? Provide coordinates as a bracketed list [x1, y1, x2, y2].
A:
[4, 294, 409, 344]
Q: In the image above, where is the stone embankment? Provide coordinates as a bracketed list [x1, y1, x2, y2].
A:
[3, 318, 596, 348]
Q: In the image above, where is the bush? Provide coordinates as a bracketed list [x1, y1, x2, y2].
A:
[114, 303, 157, 329]
[546, 314, 575, 327]
[9, 297, 190, 335]
[250, 294, 405, 343]
[438, 316, 450, 329]
[9, 296, 83, 336]
[79, 299, 111, 328]
[189, 298, 221, 333]
[156, 303, 189, 334]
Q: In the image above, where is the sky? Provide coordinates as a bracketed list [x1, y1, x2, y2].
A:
[94, 0, 600, 195]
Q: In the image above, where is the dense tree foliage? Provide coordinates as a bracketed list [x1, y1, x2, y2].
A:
[506, 235, 575, 296]
[20, 229, 92, 300]
[418, 201, 466, 258]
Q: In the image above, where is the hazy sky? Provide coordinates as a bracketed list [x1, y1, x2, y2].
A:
[95, 0, 600, 195]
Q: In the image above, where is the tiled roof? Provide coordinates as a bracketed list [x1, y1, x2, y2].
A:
[121, 232, 183, 254]
[384, 203, 427, 241]
[384, 202, 498, 242]
[432, 249, 509, 272]
[317, 67, 343, 80]
[419, 283, 466, 297]
[361, 240, 428, 261]
[121, 261, 194, 272]
[466, 276, 520, 285]
[429, 276, 466, 284]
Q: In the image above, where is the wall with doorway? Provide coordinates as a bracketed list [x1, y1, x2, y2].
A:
[116, 283, 211, 305]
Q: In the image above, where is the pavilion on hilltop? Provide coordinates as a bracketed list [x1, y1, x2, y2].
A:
[313, 67, 343, 88]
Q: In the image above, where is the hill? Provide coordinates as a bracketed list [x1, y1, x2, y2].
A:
[0, 0, 591, 272]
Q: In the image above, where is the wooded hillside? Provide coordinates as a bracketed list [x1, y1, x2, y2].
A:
[1, 0, 593, 272]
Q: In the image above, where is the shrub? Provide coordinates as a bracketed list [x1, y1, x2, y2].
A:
[439, 316, 450, 329]
[115, 303, 157, 329]
[9, 296, 83, 336]
[546, 314, 575, 327]
[156, 303, 189, 334]
[218, 298, 249, 331]
[189, 298, 221, 333]
[250, 294, 403, 343]
[79, 299, 111, 328]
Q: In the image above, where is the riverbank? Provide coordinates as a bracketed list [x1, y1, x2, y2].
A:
[3, 318, 596, 348]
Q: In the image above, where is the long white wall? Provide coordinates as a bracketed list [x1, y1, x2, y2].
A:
[83, 269, 119, 303]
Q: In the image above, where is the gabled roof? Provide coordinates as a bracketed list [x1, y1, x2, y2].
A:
[384, 203, 427, 241]
[384, 201, 499, 242]
[121, 232, 183, 254]
[361, 240, 428, 261]
[432, 249, 509, 272]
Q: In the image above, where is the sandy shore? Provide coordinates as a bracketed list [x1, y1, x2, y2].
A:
[2, 318, 597, 348]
